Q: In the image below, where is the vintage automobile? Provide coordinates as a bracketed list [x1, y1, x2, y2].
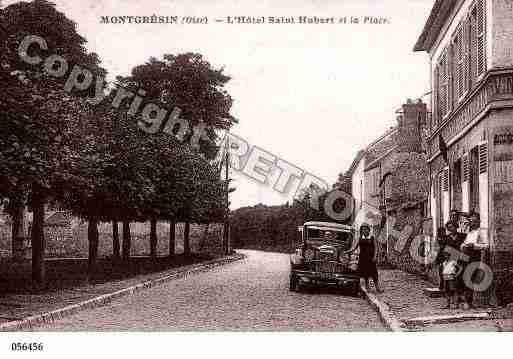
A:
[289, 221, 359, 295]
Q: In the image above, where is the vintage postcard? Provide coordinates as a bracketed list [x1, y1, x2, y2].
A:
[1, 0, 513, 356]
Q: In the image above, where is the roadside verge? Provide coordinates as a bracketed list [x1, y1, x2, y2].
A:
[0, 253, 245, 332]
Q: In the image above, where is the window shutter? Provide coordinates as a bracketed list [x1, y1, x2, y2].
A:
[448, 45, 454, 109]
[470, 6, 478, 84]
[478, 141, 489, 229]
[443, 52, 451, 116]
[463, 18, 470, 94]
[433, 65, 439, 126]
[439, 49, 449, 117]
[453, 29, 460, 100]
[439, 58, 444, 118]
[441, 167, 451, 226]
[479, 142, 488, 174]
[463, 154, 470, 182]
[476, 0, 486, 76]
[442, 168, 450, 192]
[462, 154, 470, 213]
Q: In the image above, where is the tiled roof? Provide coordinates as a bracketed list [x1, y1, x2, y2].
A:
[414, 0, 458, 52]
[346, 127, 398, 176]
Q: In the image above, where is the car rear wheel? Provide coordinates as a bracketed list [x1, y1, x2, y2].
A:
[289, 274, 299, 292]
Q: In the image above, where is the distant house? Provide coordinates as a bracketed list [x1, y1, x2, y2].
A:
[44, 211, 73, 227]
[1, 209, 79, 259]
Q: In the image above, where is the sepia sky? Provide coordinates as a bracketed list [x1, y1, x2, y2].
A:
[4, 0, 435, 209]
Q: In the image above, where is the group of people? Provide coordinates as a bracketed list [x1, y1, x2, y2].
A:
[436, 211, 489, 309]
[355, 211, 488, 304]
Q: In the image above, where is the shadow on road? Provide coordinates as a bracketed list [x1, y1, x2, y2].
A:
[0, 254, 213, 294]
[295, 285, 361, 298]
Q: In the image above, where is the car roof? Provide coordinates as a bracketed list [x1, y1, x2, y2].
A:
[302, 221, 353, 231]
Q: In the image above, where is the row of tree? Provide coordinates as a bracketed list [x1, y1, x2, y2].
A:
[0, 0, 236, 286]
[230, 187, 353, 253]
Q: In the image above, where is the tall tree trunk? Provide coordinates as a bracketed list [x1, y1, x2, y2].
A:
[150, 218, 158, 259]
[184, 222, 190, 256]
[169, 221, 176, 257]
[112, 220, 120, 259]
[199, 223, 209, 252]
[88, 218, 99, 277]
[11, 201, 26, 261]
[223, 221, 229, 255]
[31, 184, 46, 288]
[122, 221, 131, 261]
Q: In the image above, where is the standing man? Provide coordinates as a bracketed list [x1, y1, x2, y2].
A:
[460, 212, 489, 308]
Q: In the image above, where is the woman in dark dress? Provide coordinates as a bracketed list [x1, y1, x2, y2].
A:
[442, 221, 466, 309]
[358, 224, 383, 293]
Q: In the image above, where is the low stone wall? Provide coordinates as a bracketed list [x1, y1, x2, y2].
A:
[66, 222, 225, 258]
[0, 224, 10, 257]
[1, 222, 225, 259]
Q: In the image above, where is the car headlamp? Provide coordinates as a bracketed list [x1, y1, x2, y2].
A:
[304, 249, 315, 261]
[338, 253, 350, 264]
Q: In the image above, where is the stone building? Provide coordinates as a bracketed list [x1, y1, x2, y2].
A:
[347, 100, 430, 270]
[414, 0, 513, 304]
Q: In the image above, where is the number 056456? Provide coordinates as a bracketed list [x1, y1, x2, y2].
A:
[11, 342, 44, 351]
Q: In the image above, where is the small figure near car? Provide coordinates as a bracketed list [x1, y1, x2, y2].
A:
[357, 223, 383, 293]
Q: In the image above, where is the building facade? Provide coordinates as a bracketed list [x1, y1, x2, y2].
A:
[415, 0, 513, 304]
[347, 100, 430, 270]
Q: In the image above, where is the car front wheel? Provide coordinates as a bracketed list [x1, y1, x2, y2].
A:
[349, 281, 360, 297]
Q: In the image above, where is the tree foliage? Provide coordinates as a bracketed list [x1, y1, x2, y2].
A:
[1, 2, 237, 278]
[0, 1, 103, 203]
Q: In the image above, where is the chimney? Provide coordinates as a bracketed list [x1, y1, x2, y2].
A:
[397, 99, 427, 153]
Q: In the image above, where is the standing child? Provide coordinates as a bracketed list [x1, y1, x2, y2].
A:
[442, 256, 459, 309]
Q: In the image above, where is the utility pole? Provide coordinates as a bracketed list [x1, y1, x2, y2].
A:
[223, 136, 230, 255]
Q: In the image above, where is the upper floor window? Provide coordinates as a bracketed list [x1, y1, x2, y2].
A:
[453, 22, 469, 102]
[471, 0, 487, 79]
[436, 50, 450, 120]
[433, 0, 486, 128]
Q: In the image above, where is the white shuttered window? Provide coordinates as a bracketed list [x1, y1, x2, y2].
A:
[476, 0, 487, 77]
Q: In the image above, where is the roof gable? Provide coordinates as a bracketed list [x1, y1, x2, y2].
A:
[346, 150, 365, 176]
